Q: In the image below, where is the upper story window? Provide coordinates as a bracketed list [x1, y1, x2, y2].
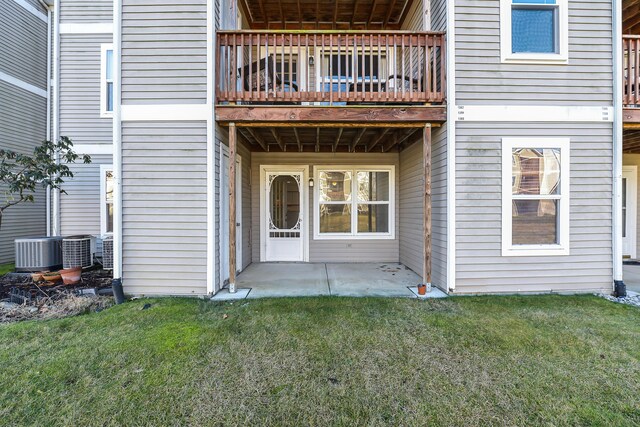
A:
[502, 138, 570, 256]
[100, 44, 114, 118]
[500, 0, 568, 64]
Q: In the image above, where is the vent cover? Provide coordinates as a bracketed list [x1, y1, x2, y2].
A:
[15, 237, 63, 272]
[62, 235, 94, 269]
[102, 237, 113, 270]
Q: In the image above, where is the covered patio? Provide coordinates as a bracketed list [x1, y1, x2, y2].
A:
[212, 262, 448, 299]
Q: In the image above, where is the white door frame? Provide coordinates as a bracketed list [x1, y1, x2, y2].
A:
[220, 144, 242, 288]
[623, 165, 637, 259]
[259, 165, 309, 262]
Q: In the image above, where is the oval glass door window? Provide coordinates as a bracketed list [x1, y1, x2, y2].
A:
[270, 175, 301, 230]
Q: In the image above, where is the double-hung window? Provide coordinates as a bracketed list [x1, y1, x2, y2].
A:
[100, 44, 114, 117]
[314, 166, 394, 239]
[500, 0, 568, 63]
[100, 165, 114, 236]
[502, 138, 570, 256]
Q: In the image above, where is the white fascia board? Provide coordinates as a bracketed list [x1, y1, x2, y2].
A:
[0, 71, 47, 98]
[121, 104, 210, 121]
[13, 0, 47, 22]
[59, 23, 114, 34]
[457, 105, 613, 123]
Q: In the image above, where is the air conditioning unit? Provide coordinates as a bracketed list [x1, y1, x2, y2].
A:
[15, 237, 63, 272]
[62, 235, 95, 269]
[102, 236, 113, 270]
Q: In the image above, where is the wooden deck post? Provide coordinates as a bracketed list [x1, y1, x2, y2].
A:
[423, 124, 432, 288]
[229, 122, 237, 293]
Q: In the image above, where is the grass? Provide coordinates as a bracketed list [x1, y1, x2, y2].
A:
[0, 263, 14, 276]
[0, 295, 639, 426]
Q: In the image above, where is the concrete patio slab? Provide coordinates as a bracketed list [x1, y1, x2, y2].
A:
[327, 263, 418, 298]
[623, 264, 640, 293]
[210, 288, 251, 301]
[238, 263, 330, 298]
[408, 286, 448, 299]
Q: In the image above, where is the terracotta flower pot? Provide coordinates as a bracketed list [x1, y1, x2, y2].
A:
[418, 284, 427, 295]
[42, 272, 62, 284]
[31, 271, 48, 282]
[59, 267, 82, 285]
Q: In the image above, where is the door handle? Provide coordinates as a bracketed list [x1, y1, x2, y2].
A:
[236, 223, 241, 226]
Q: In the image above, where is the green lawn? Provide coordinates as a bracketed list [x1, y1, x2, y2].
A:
[0, 263, 14, 276]
[0, 295, 639, 426]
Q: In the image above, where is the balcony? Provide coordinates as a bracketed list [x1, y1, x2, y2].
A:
[215, 30, 445, 107]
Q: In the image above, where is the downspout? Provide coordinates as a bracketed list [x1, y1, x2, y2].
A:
[45, 4, 52, 236]
[446, 0, 456, 292]
[112, 0, 125, 303]
[613, 0, 625, 296]
[206, 0, 216, 295]
[51, 0, 60, 236]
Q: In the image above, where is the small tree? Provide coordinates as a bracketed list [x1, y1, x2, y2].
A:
[0, 136, 91, 230]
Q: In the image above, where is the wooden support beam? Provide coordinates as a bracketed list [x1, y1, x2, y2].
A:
[423, 124, 432, 287]
[270, 128, 286, 151]
[383, 0, 398, 27]
[385, 128, 419, 152]
[256, 0, 268, 27]
[366, 128, 390, 152]
[316, 128, 321, 152]
[229, 123, 238, 293]
[350, 128, 367, 152]
[351, 0, 360, 25]
[216, 106, 447, 124]
[333, 128, 344, 152]
[368, 0, 378, 25]
[244, 127, 269, 151]
[293, 128, 302, 151]
[624, 108, 640, 125]
[382, 133, 399, 152]
[333, 0, 339, 29]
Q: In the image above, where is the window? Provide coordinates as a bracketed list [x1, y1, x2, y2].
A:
[502, 138, 570, 256]
[500, 0, 568, 63]
[275, 54, 298, 92]
[100, 44, 114, 117]
[100, 165, 114, 236]
[314, 166, 394, 239]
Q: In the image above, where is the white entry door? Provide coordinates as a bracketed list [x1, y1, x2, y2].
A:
[220, 145, 242, 286]
[262, 168, 307, 261]
[623, 166, 638, 259]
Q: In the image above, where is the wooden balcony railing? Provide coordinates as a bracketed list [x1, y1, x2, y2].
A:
[216, 30, 445, 105]
[624, 35, 640, 107]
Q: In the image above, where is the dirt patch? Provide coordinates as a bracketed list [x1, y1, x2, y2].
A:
[0, 269, 114, 323]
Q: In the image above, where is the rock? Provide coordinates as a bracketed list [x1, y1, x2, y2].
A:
[598, 293, 640, 308]
[0, 302, 18, 310]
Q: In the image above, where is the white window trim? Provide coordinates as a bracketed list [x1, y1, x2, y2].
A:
[500, 0, 568, 64]
[502, 138, 570, 256]
[313, 165, 395, 240]
[100, 43, 114, 118]
[100, 164, 114, 237]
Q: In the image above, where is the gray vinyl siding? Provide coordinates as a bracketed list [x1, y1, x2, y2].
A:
[238, 140, 252, 270]
[121, 0, 207, 105]
[60, 154, 112, 254]
[455, 122, 613, 294]
[59, 0, 113, 23]
[59, 34, 113, 146]
[431, 0, 447, 31]
[399, 125, 447, 290]
[401, 0, 424, 31]
[24, 0, 47, 13]
[0, 1, 48, 264]
[0, 81, 47, 263]
[622, 154, 640, 259]
[251, 152, 400, 263]
[0, 0, 48, 89]
[455, 0, 613, 106]
[121, 121, 208, 296]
